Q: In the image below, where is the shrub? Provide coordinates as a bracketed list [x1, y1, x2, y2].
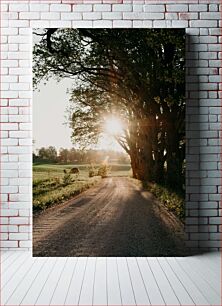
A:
[63, 169, 73, 185]
[145, 182, 185, 221]
[88, 164, 97, 178]
[98, 164, 110, 178]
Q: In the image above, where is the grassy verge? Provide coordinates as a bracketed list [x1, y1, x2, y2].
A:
[132, 179, 185, 221]
[145, 182, 185, 221]
[33, 177, 101, 212]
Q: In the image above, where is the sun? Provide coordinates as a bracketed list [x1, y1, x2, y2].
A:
[104, 116, 124, 136]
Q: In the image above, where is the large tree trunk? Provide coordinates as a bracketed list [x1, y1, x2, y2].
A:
[165, 116, 181, 189]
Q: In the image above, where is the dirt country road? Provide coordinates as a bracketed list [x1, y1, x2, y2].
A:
[33, 177, 187, 256]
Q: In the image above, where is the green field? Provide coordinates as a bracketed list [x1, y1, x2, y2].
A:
[33, 163, 132, 212]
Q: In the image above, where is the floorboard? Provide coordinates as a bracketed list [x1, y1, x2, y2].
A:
[1, 251, 221, 306]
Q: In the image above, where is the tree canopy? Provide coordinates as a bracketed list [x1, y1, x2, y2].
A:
[33, 29, 185, 190]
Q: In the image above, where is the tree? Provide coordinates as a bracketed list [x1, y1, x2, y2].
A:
[33, 29, 185, 190]
[38, 146, 57, 162]
[58, 148, 69, 163]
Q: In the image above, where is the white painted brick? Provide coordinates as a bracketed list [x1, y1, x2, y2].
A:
[189, 4, 207, 12]
[9, 155, 19, 162]
[30, 20, 50, 28]
[200, 12, 221, 20]
[1, 225, 18, 233]
[19, 139, 32, 146]
[30, 4, 49, 12]
[2, 4, 8, 11]
[165, 13, 178, 20]
[19, 123, 31, 130]
[50, 20, 72, 28]
[179, 12, 198, 20]
[1, 131, 8, 139]
[209, 75, 221, 82]
[19, 155, 32, 162]
[112, 4, 132, 12]
[9, 4, 28, 12]
[19, 12, 40, 20]
[9, 233, 29, 240]
[9, 68, 31, 75]
[9, 217, 29, 225]
[73, 4, 92, 12]
[102, 12, 122, 19]
[8, 146, 31, 154]
[10, 83, 30, 91]
[2, 59, 18, 67]
[19, 210, 30, 217]
[2, 170, 18, 178]
[1, 241, 18, 248]
[199, 36, 217, 44]
[2, 28, 18, 36]
[209, 60, 221, 68]
[19, 241, 31, 248]
[113, 20, 132, 27]
[153, 20, 172, 28]
[1, 91, 18, 99]
[93, 20, 112, 28]
[19, 226, 30, 233]
[19, 186, 31, 194]
[133, 20, 143, 28]
[9, 20, 29, 28]
[0, 218, 9, 225]
[210, 28, 221, 35]
[133, 5, 143, 12]
[94, 4, 111, 12]
[2, 123, 18, 131]
[50, 4, 71, 12]
[172, 20, 188, 28]
[9, 115, 30, 123]
[10, 131, 30, 139]
[166, 5, 188, 12]
[190, 20, 218, 28]
[83, 12, 102, 20]
[1, 209, 18, 216]
[209, 4, 219, 12]
[1, 139, 18, 146]
[8, 44, 18, 51]
[123, 12, 164, 19]
[61, 13, 82, 20]
[41, 12, 60, 20]
[209, 217, 222, 225]
[72, 20, 93, 28]
[143, 5, 165, 12]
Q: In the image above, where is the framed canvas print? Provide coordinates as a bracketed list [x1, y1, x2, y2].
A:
[32, 29, 186, 257]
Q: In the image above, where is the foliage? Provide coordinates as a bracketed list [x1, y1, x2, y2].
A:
[33, 177, 101, 212]
[88, 163, 97, 177]
[34, 146, 129, 164]
[62, 169, 73, 185]
[38, 146, 57, 162]
[97, 164, 110, 178]
[33, 29, 185, 191]
[33, 163, 131, 212]
[144, 182, 185, 221]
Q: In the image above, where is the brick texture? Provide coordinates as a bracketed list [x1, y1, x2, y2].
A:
[0, 0, 221, 252]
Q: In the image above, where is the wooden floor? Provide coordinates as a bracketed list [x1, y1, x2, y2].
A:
[1, 251, 221, 306]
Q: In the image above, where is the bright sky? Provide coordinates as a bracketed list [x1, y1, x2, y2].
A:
[33, 31, 124, 153]
[33, 79, 124, 152]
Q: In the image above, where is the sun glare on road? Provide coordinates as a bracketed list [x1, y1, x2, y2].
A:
[104, 116, 125, 136]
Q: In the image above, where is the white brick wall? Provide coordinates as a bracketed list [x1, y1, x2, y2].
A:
[1, 0, 221, 252]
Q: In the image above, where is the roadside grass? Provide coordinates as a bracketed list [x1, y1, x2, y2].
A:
[33, 177, 101, 212]
[132, 179, 185, 222]
[33, 163, 131, 212]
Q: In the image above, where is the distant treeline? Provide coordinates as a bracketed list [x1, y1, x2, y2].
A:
[33, 146, 130, 164]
